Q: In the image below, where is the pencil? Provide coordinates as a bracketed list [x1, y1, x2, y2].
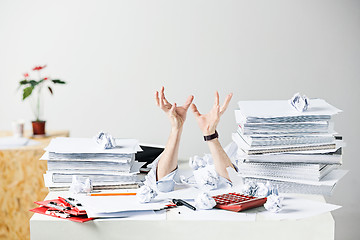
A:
[90, 192, 137, 196]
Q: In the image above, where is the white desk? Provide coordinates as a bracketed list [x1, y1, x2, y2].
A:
[30, 191, 334, 240]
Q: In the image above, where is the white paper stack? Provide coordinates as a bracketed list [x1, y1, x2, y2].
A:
[231, 98, 346, 195]
[41, 137, 145, 191]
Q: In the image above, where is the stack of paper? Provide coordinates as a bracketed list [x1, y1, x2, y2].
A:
[231, 98, 346, 195]
[41, 137, 144, 191]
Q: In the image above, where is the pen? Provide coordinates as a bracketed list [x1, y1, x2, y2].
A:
[172, 199, 197, 211]
[90, 192, 137, 196]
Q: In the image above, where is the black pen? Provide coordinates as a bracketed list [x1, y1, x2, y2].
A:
[172, 199, 196, 211]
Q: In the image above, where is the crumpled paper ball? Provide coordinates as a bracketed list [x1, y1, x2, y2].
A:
[189, 154, 213, 170]
[195, 192, 216, 210]
[189, 155, 207, 170]
[264, 194, 284, 213]
[180, 175, 196, 185]
[271, 184, 279, 196]
[69, 176, 93, 194]
[137, 185, 158, 203]
[256, 182, 270, 198]
[242, 180, 258, 196]
[242, 180, 277, 198]
[289, 93, 309, 112]
[193, 165, 220, 190]
[242, 180, 283, 213]
[143, 168, 157, 188]
[94, 131, 116, 149]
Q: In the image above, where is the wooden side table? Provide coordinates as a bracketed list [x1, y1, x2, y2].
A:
[0, 130, 69, 240]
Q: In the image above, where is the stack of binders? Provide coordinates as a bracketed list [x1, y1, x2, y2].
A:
[41, 137, 144, 191]
[231, 98, 347, 195]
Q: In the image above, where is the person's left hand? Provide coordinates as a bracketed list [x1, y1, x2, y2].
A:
[155, 86, 194, 130]
[191, 91, 233, 135]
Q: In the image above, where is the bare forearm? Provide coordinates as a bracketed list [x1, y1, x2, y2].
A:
[156, 127, 182, 180]
[206, 138, 234, 180]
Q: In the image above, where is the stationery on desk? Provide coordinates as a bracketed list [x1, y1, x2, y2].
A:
[31, 185, 340, 222]
[40, 139, 164, 191]
[40, 137, 146, 191]
[30, 196, 94, 222]
[230, 98, 347, 196]
[90, 192, 137, 196]
[29, 96, 346, 224]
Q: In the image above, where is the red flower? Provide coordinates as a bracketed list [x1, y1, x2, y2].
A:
[32, 65, 47, 71]
[23, 73, 29, 78]
[44, 77, 48, 80]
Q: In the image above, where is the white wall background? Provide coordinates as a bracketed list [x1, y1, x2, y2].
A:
[1, 0, 359, 239]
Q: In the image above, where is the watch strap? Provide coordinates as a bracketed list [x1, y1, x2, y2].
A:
[204, 130, 218, 141]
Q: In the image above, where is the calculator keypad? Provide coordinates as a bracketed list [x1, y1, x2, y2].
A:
[212, 193, 267, 212]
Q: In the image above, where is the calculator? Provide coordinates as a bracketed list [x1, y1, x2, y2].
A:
[212, 192, 267, 212]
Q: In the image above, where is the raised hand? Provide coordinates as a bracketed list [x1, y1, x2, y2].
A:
[155, 86, 194, 130]
[154, 86, 194, 180]
[191, 91, 233, 135]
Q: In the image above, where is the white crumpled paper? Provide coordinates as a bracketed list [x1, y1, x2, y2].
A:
[189, 154, 213, 170]
[242, 180, 284, 213]
[264, 194, 284, 213]
[193, 165, 220, 191]
[289, 92, 309, 112]
[242, 180, 279, 197]
[184, 153, 221, 191]
[136, 163, 159, 203]
[137, 185, 158, 203]
[242, 180, 258, 196]
[69, 176, 93, 194]
[94, 131, 116, 149]
[256, 182, 271, 198]
[195, 192, 216, 210]
[180, 175, 196, 185]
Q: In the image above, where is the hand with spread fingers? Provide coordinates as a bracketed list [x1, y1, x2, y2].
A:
[155, 86, 194, 130]
[191, 91, 234, 180]
[191, 91, 233, 135]
[152, 87, 234, 186]
[154, 86, 194, 180]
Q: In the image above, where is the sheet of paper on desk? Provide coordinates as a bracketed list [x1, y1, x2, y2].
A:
[157, 186, 234, 201]
[85, 209, 166, 220]
[75, 195, 167, 214]
[258, 195, 341, 220]
[157, 187, 200, 200]
[45, 137, 142, 154]
[236, 99, 341, 119]
[173, 202, 256, 222]
[0, 137, 40, 149]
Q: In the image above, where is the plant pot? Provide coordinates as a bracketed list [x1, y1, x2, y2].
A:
[32, 121, 46, 136]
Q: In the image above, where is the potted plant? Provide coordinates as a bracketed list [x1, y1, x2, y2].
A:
[18, 65, 66, 136]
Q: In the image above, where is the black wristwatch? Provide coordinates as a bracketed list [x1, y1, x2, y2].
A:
[203, 130, 218, 141]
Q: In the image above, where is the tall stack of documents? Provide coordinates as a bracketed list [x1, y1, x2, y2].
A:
[231, 98, 346, 195]
[41, 137, 144, 191]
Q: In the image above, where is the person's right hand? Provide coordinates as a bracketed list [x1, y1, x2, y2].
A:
[191, 91, 232, 135]
[155, 86, 194, 130]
